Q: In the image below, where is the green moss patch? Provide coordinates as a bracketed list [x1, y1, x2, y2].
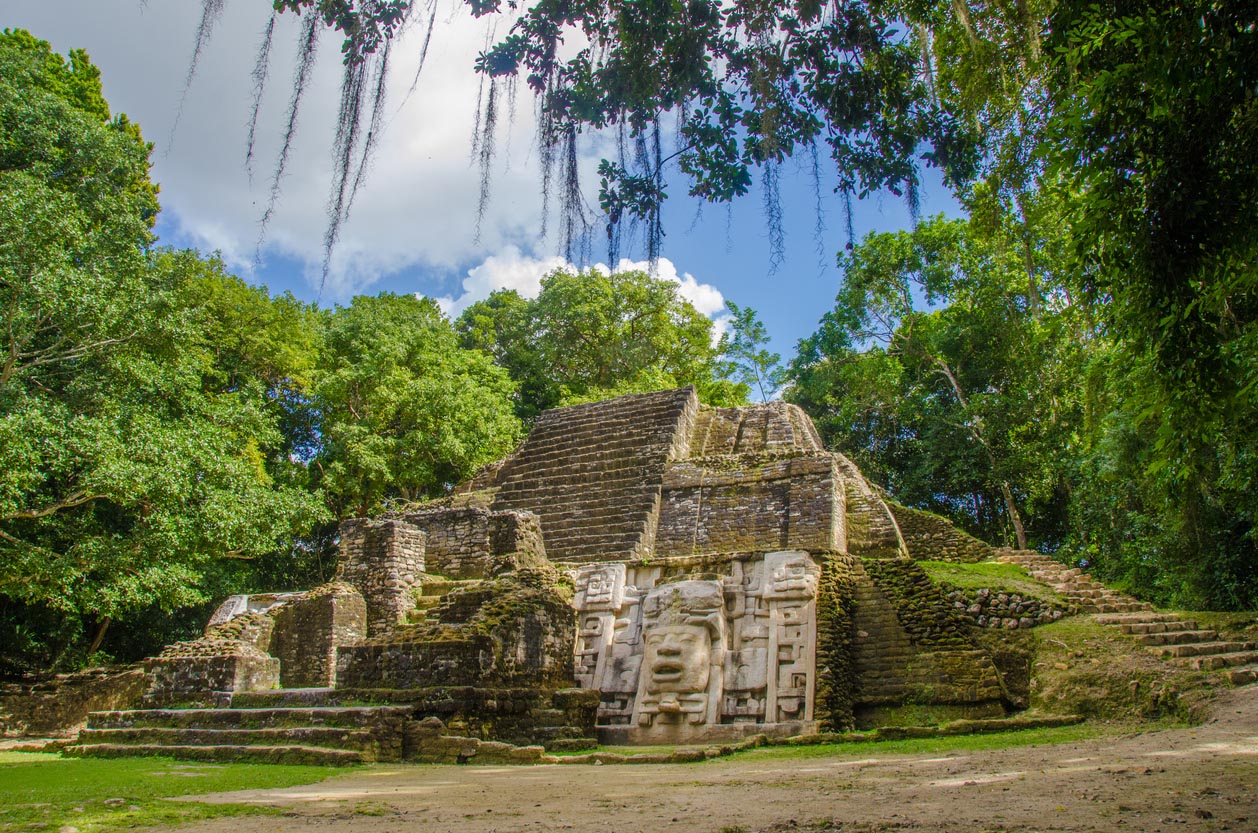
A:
[919, 560, 1070, 607]
[0, 751, 344, 832]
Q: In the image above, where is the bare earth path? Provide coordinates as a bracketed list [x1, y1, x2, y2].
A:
[174, 686, 1258, 833]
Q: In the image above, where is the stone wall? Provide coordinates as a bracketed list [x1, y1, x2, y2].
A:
[489, 387, 698, 563]
[270, 582, 366, 688]
[397, 506, 548, 579]
[142, 640, 279, 707]
[834, 454, 908, 559]
[943, 585, 1068, 630]
[400, 506, 495, 578]
[489, 510, 548, 573]
[338, 518, 425, 636]
[337, 567, 576, 690]
[889, 501, 996, 563]
[0, 667, 147, 737]
[655, 455, 842, 556]
[335, 638, 497, 688]
[688, 402, 824, 455]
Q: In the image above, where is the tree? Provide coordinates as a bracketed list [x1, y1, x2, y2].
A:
[720, 302, 786, 402]
[313, 293, 522, 518]
[197, 0, 980, 278]
[0, 31, 325, 671]
[789, 214, 1084, 550]
[457, 268, 748, 421]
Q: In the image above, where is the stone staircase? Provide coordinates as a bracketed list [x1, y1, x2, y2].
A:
[490, 387, 695, 563]
[996, 551, 1151, 614]
[998, 552, 1258, 685]
[406, 576, 483, 623]
[1094, 612, 1258, 685]
[62, 705, 413, 765]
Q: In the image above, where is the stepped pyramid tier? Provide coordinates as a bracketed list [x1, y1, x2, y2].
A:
[55, 388, 1068, 759]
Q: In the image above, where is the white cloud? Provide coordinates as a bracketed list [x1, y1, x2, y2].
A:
[434, 245, 568, 316]
[7, 1, 606, 301]
[610, 258, 727, 317]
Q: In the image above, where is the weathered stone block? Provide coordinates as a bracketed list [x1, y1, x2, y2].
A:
[270, 582, 366, 688]
[142, 641, 279, 707]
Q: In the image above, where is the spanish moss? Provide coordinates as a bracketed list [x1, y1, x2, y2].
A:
[647, 121, 663, 267]
[256, 12, 320, 261]
[762, 157, 784, 274]
[906, 173, 921, 226]
[245, 10, 277, 182]
[606, 122, 630, 267]
[167, 0, 225, 153]
[397, 0, 441, 108]
[321, 51, 371, 290]
[559, 129, 592, 265]
[345, 40, 392, 220]
[534, 80, 558, 245]
[473, 76, 499, 244]
[809, 139, 827, 271]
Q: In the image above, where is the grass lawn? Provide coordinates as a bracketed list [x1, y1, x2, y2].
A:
[549, 719, 1142, 762]
[730, 720, 1146, 761]
[0, 752, 347, 833]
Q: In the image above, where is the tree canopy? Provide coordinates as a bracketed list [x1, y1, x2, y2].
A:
[0, 30, 328, 666]
[457, 267, 748, 420]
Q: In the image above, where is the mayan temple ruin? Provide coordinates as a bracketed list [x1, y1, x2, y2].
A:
[11, 387, 1180, 764]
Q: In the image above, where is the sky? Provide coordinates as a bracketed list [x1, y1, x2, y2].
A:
[6, 1, 960, 365]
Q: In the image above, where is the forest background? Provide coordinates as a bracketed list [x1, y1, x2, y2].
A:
[2, 0, 1255, 676]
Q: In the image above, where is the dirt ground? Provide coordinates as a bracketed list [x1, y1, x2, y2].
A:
[174, 686, 1258, 833]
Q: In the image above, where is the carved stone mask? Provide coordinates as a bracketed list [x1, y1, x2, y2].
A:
[643, 624, 712, 694]
[638, 580, 725, 695]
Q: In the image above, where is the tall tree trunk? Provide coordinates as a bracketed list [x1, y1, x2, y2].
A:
[999, 480, 1028, 550]
[87, 616, 111, 657]
[932, 355, 1029, 549]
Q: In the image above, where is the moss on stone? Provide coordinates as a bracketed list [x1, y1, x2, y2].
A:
[814, 553, 858, 731]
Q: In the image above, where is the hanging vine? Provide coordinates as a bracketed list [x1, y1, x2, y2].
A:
[181, 0, 978, 286]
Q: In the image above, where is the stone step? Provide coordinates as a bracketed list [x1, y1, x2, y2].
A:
[1185, 651, 1258, 671]
[87, 705, 413, 731]
[420, 580, 481, 597]
[77, 726, 384, 753]
[63, 743, 363, 765]
[496, 461, 660, 488]
[1079, 602, 1151, 614]
[231, 688, 338, 708]
[523, 410, 680, 440]
[1224, 666, 1258, 685]
[1135, 630, 1218, 646]
[1094, 612, 1181, 625]
[1059, 588, 1107, 599]
[497, 480, 653, 503]
[1159, 641, 1257, 659]
[1120, 621, 1200, 635]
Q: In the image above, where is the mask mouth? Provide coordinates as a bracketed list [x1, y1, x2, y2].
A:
[651, 660, 685, 680]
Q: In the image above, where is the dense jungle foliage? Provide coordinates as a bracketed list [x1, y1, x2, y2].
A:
[2, 0, 1256, 673]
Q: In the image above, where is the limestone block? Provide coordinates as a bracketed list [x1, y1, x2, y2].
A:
[337, 518, 425, 637]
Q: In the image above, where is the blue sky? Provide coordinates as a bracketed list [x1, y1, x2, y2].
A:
[9, 1, 960, 366]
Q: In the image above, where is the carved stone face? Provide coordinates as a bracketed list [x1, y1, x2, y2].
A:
[765, 551, 820, 599]
[643, 623, 712, 694]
